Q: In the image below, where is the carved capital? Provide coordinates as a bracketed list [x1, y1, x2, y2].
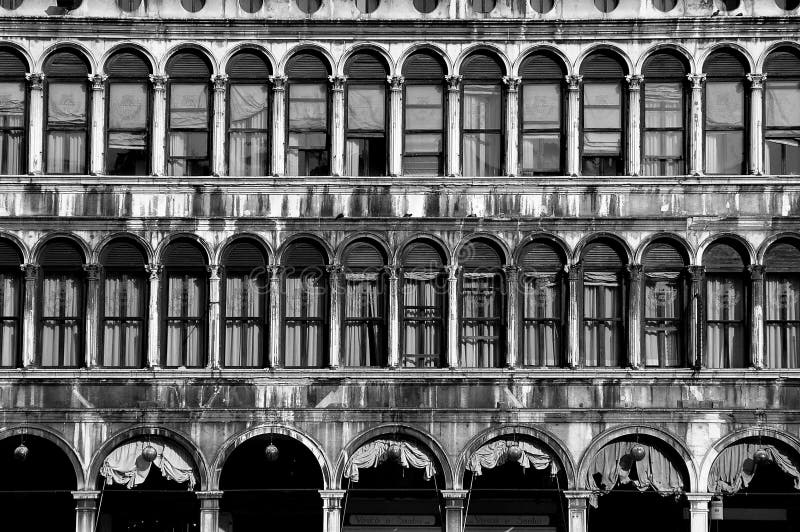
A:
[211, 74, 229, 92]
[625, 74, 643, 90]
[387, 75, 404, 91]
[444, 264, 459, 279]
[687, 265, 705, 282]
[83, 263, 102, 280]
[567, 261, 583, 281]
[328, 75, 347, 92]
[21, 263, 39, 281]
[325, 263, 343, 276]
[445, 75, 462, 92]
[267, 265, 283, 278]
[687, 73, 706, 90]
[566, 74, 583, 91]
[626, 263, 644, 281]
[148, 74, 169, 91]
[145, 263, 162, 280]
[748, 264, 765, 280]
[384, 265, 400, 281]
[88, 73, 108, 90]
[25, 72, 44, 90]
[269, 75, 287, 91]
[502, 264, 520, 280]
[207, 264, 222, 279]
[502, 76, 522, 92]
[747, 73, 767, 89]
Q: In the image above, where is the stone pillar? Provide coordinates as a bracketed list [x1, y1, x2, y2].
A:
[149, 74, 168, 176]
[687, 73, 706, 176]
[503, 76, 521, 176]
[73, 490, 100, 532]
[25, 73, 44, 175]
[88, 74, 108, 175]
[445, 75, 462, 177]
[198, 491, 224, 532]
[566, 74, 583, 176]
[749, 264, 765, 369]
[388, 75, 404, 177]
[146, 263, 162, 368]
[268, 265, 282, 367]
[747, 73, 766, 176]
[269, 75, 287, 176]
[319, 490, 345, 532]
[567, 262, 582, 368]
[327, 264, 343, 368]
[688, 265, 705, 369]
[207, 264, 222, 369]
[329, 75, 346, 176]
[626, 74, 643, 176]
[21, 264, 38, 367]
[83, 264, 101, 368]
[211, 74, 228, 177]
[627, 264, 643, 368]
[441, 490, 468, 532]
[504, 265, 519, 368]
[686, 493, 712, 532]
[446, 264, 459, 368]
[563, 491, 591, 532]
[387, 265, 400, 368]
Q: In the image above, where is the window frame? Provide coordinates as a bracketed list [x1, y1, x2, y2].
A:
[518, 65, 565, 176]
[220, 262, 268, 368]
[285, 59, 331, 177]
[43, 55, 90, 175]
[38, 260, 85, 368]
[703, 60, 749, 175]
[99, 265, 148, 368]
[165, 59, 212, 177]
[763, 50, 800, 176]
[402, 70, 446, 176]
[641, 246, 688, 368]
[764, 270, 800, 368]
[281, 264, 329, 368]
[518, 245, 565, 368]
[640, 66, 688, 176]
[460, 58, 505, 177]
[160, 261, 208, 368]
[104, 65, 151, 176]
[341, 267, 387, 367]
[0, 259, 22, 367]
[0, 50, 27, 175]
[703, 270, 748, 368]
[580, 72, 626, 176]
[458, 264, 505, 368]
[344, 63, 389, 177]
[225, 75, 271, 177]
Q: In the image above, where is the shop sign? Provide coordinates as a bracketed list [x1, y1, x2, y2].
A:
[349, 515, 436, 526]
[710, 499, 723, 521]
[465, 515, 550, 526]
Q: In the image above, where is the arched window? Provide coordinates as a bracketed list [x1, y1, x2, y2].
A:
[166, 51, 212, 176]
[458, 239, 504, 368]
[38, 239, 85, 367]
[704, 50, 748, 175]
[581, 240, 627, 366]
[519, 53, 565, 175]
[580, 51, 626, 176]
[519, 240, 565, 367]
[221, 239, 268, 367]
[401, 241, 446, 368]
[642, 52, 688, 176]
[0, 240, 22, 367]
[342, 240, 387, 367]
[226, 51, 271, 176]
[44, 50, 90, 174]
[764, 48, 800, 175]
[282, 240, 328, 367]
[286, 52, 330, 176]
[461, 52, 503, 177]
[642, 240, 688, 367]
[105, 50, 151, 175]
[345, 52, 388, 176]
[100, 239, 148, 367]
[703, 240, 749, 368]
[161, 239, 207, 367]
[402, 51, 445, 176]
[0, 48, 27, 174]
[764, 239, 800, 368]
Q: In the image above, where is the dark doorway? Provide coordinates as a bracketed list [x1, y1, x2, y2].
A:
[588, 484, 687, 532]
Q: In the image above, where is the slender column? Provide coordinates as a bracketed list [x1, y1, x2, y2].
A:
[149, 74, 168, 176]
[327, 264, 343, 368]
[687, 73, 706, 176]
[441, 490, 468, 532]
[563, 491, 591, 532]
[627, 264, 643, 368]
[197, 491, 223, 532]
[504, 265, 519, 368]
[567, 262, 582, 368]
[329, 75, 346, 176]
[445, 75, 462, 177]
[688, 265, 705, 369]
[25, 73, 44, 175]
[626, 74, 643, 176]
[387, 265, 400, 368]
[73, 490, 100, 532]
[749, 264, 765, 369]
[207, 264, 222, 369]
[388, 75, 404, 176]
[145, 263, 162, 368]
[269, 75, 287, 176]
[686, 493, 712, 532]
[566, 75, 583, 176]
[268, 265, 282, 367]
[503, 76, 521, 176]
[88, 74, 108, 175]
[21, 264, 39, 367]
[747, 73, 767, 176]
[319, 490, 346, 532]
[83, 264, 101, 368]
[211, 74, 228, 176]
[446, 264, 459, 368]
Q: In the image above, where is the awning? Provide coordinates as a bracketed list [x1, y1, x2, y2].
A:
[467, 440, 559, 477]
[100, 439, 197, 490]
[708, 442, 800, 494]
[344, 439, 436, 482]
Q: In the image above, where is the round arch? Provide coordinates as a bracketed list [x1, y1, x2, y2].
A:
[0, 424, 86, 489]
[220, 44, 277, 77]
[396, 43, 453, 76]
[36, 41, 96, 72]
[277, 44, 336, 77]
[154, 233, 213, 265]
[93, 232, 154, 264]
[160, 42, 218, 76]
[99, 42, 157, 75]
[697, 233, 757, 266]
[0, 232, 29, 263]
[276, 233, 334, 265]
[571, 232, 633, 266]
[339, 42, 394, 77]
[574, 43, 633, 77]
[0, 41, 33, 72]
[698, 43, 756, 74]
[634, 232, 695, 264]
[513, 45, 572, 77]
[453, 233, 511, 266]
[757, 232, 800, 264]
[393, 233, 453, 266]
[214, 232, 273, 266]
[513, 232, 571, 265]
[635, 43, 695, 75]
[453, 44, 511, 77]
[31, 232, 90, 264]
[757, 41, 800, 73]
[335, 232, 391, 265]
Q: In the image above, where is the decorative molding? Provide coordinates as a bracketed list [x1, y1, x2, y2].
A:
[445, 74, 462, 92]
[687, 73, 706, 89]
[25, 72, 44, 90]
[387, 75, 404, 91]
[145, 263, 162, 280]
[83, 264, 102, 280]
[565, 74, 583, 90]
[328, 75, 347, 92]
[269, 75, 287, 91]
[21, 263, 39, 281]
[148, 74, 169, 91]
[748, 264, 765, 280]
[746, 73, 767, 89]
[88, 73, 108, 90]
[211, 74, 229, 91]
[625, 74, 643, 90]
[502, 76, 521, 92]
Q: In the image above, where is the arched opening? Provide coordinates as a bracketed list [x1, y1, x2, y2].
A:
[219, 434, 324, 532]
[286, 52, 331, 176]
[0, 47, 28, 174]
[344, 51, 389, 176]
[703, 49, 749, 175]
[0, 433, 78, 531]
[641, 51, 688, 176]
[461, 51, 504, 177]
[0, 238, 23, 367]
[764, 238, 800, 367]
[519, 52, 566, 176]
[402, 50, 446, 176]
[226, 50, 271, 177]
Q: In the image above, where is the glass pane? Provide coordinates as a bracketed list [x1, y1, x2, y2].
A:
[523, 276, 560, 319]
[705, 131, 744, 174]
[109, 83, 148, 130]
[706, 82, 743, 127]
[405, 85, 443, 131]
[347, 85, 385, 131]
[463, 84, 501, 130]
[644, 131, 682, 158]
[521, 133, 560, 173]
[583, 83, 620, 129]
[0, 81, 25, 128]
[766, 80, 800, 128]
[48, 82, 87, 125]
[289, 132, 327, 149]
[765, 137, 800, 175]
[404, 133, 442, 154]
[229, 84, 269, 129]
[0, 130, 23, 174]
[169, 83, 208, 129]
[46, 131, 86, 174]
[583, 131, 621, 155]
[463, 132, 502, 176]
[289, 83, 327, 130]
[169, 131, 208, 157]
[229, 132, 269, 176]
[706, 275, 744, 321]
[345, 136, 386, 176]
[522, 83, 560, 129]
[644, 82, 682, 129]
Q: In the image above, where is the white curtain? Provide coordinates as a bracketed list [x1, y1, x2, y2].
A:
[463, 84, 501, 177]
[100, 439, 196, 490]
[583, 272, 620, 367]
[460, 273, 500, 368]
[705, 81, 744, 174]
[708, 442, 800, 494]
[283, 275, 325, 367]
[224, 274, 264, 367]
[643, 273, 681, 367]
[108, 83, 148, 130]
[344, 439, 436, 482]
[766, 81, 800, 129]
[0, 273, 18, 366]
[41, 274, 80, 367]
[102, 274, 144, 367]
[46, 131, 86, 174]
[467, 440, 558, 477]
[0, 81, 24, 174]
[228, 84, 269, 176]
[166, 275, 203, 367]
[402, 273, 441, 367]
[705, 275, 745, 368]
[522, 273, 560, 366]
[344, 274, 382, 367]
[766, 274, 800, 368]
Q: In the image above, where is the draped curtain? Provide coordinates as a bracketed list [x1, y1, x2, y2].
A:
[764, 81, 800, 174]
[522, 273, 560, 366]
[402, 272, 441, 368]
[705, 82, 744, 174]
[224, 273, 264, 367]
[765, 274, 800, 368]
[460, 273, 500, 368]
[463, 84, 501, 177]
[168, 83, 208, 176]
[467, 440, 558, 477]
[103, 274, 145, 367]
[642, 82, 683, 176]
[644, 272, 681, 367]
[47, 82, 87, 174]
[705, 275, 745, 368]
[287, 83, 327, 176]
[0, 81, 24, 174]
[583, 272, 621, 367]
[228, 84, 269, 176]
[284, 275, 325, 367]
[583, 83, 621, 157]
[41, 274, 81, 367]
[0, 272, 18, 367]
[708, 442, 800, 494]
[344, 439, 436, 482]
[166, 275, 203, 367]
[344, 273, 382, 367]
[100, 439, 196, 490]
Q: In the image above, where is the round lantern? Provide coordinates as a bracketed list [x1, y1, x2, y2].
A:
[265, 443, 280, 462]
[754, 448, 769, 463]
[387, 442, 403, 462]
[507, 443, 523, 462]
[141, 444, 158, 463]
[630, 444, 647, 462]
[13, 442, 28, 462]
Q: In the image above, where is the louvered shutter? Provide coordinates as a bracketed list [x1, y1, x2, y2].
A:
[227, 51, 271, 79]
[580, 52, 625, 78]
[345, 53, 387, 80]
[101, 240, 146, 270]
[44, 51, 89, 77]
[343, 241, 385, 270]
[163, 240, 207, 269]
[643, 242, 686, 271]
[643, 52, 687, 79]
[106, 52, 151, 78]
[702, 242, 747, 272]
[403, 52, 445, 79]
[459, 240, 502, 269]
[462, 53, 503, 79]
[583, 241, 625, 270]
[520, 53, 565, 79]
[39, 240, 83, 267]
[520, 241, 564, 272]
[287, 53, 329, 79]
[404, 242, 445, 269]
[223, 240, 267, 269]
[0, 240, 21, 267]
[765, 49, 800, 78]
[704, 51, 747, 78]
[0, 50, 27, 78]
[765, 241, 800, 272]
[284, 241, 326, 267]
[166, 51, 211, 79]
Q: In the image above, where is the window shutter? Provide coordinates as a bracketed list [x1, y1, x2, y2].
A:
[287, 53, 329, 79]
[345, 52, 387, 79]
[223, 240, 267, 269]
[459, 240, 502, 269]
[163, 240, 207, 269]
[582, 241, 625, 270]
[166, 51, 211, 78]
[284, 241, 326, 267]
[580, 52, 625, 78]
[40, 240, 83, 267]
[227, 51, 271, 79]
[520, 241, 564, 272]
[403, 242, 445, 269]
[343, 241, 385, 269]
[44, 50, 89, 77]
[704, 51, 747, 78]
[106, 52, 150, 78]
[643, 52, 687, 79]
[101, 240, 146, 270]
[643, 242, 686, 271]
[702, 241, 747, 272]
[461, 53, 503, 79]
[765, 49, 800, 78]
[403, 52, 444, 79]
[0, 240, 21, 267]
[520, 53, 564, 79]
[765, 240, 800, 272]
[0, 50, 27, 78]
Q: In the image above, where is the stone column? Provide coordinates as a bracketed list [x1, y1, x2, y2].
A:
[626, 74, 643, 176]
[88, 74, 108, 175]
[148, 74, 168, 176]
[627, 264, 643, 368]
[268, 265, 282, 367]
[73, 490, 100, 532]
[319, 490, 345, 532]
[446, 264, 459, 368]
[21, 264, 38, 367]
[747, 73, 766, 176]
[211, 74, 228, 176]
[567, 262, 582, 368]
[386, 265, 400, 368]
[83, 264, 101, 368]
[563, 491, 591, 532]
[197, 491, 224, 532]
[441, 490, 468, 532]
[25, 73, 44, 175]
[687, 74, 706, 176]
[445, 75, 462, 177]
[687, 265, 705, 368]
[388, 75, 404, 177]
[504, 265, 519, 368]
[327, 264, 343, 368]
[145, 263, 162, 368]
[207, 264, 222, 369]
[749, 264, 765, 369]
[503, 76, 521, 176]
[565, 74, 583, 176]
[329, 75, 346, 176]
[269, 75, 287, 176]
[686, 493, 712, 532]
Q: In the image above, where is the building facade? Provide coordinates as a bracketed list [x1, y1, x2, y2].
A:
[0, 0, 799, 531]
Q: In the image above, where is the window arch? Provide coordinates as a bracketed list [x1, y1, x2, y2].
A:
[286, 52, 330, 176]
[38, 238, 85, 367]
[282, 239, 328, 367]
[105, 50, 151, 175]
[402, 51, 445, 176]
[461, 52, 504, 177]
[642, 52, 688, 176]
[99, 239, 148, 367]
[581, 240, 627, 366]
[0, 239, 22, 367]
[704, 50, 748, 175]
[764, 47, 800, 175]
[0, 48, 27, 174]
[518, 239, 565, 367]
[519, 52, 565, 175]
[166, 51, 212, 176]
[580, 51, 626, 176]
[221, 239, 268, 367]
[400, 240, 446, 368]
[345, 51, 388, 176]
[764, 238, 800, 368]
[226, 50, 271, 177]
[342, 239, 387, 367]
[44, 50, 90, 175]
[642, 240, 688, 367]
[161, 239, 208, 367]
[703, 239, 749, 368]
